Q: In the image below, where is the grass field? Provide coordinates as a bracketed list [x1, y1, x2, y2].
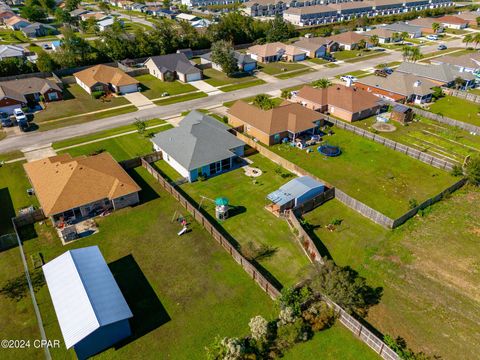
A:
[223, 95, 283, 108]
[303, 186, 480, 360]
[33, 84, 130, 123]
[179, 153, 310, 287]
[203, 68, 257, 87]
[352, 115, 480, 162]
[136, 74, 196, 99]
[259, 62, 307, 75]
[153, 92, 208, 105]
[331, 50, 366, 60]
[17, 166, 276, 359]
[221, 79, 266, 92]
[275, 68, 314, 79]
[428, 96, 480, 127]
[307, 58, 328, 65]
[271, 126, 456, 218]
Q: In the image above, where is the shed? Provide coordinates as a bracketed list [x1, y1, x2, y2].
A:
[42, 246, 133, 360]
[390, 104, 413, 124]
[267, 176, 325, 212]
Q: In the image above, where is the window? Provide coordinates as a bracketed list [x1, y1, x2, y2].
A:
[209, 162, 216, 174]
[221, 158, 231, 170]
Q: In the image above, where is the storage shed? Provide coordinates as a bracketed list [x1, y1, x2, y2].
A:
[390, 104, 414, 124]
[267, 176, 325, 212]
[42, 246, 133, 360]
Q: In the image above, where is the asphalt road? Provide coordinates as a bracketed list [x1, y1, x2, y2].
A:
[0, 38, 466, 154]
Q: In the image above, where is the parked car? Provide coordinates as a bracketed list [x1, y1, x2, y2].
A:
[13, 108, 26, 123]
[322, 54, 336, 62]
[426, 35, 438, 41]
[19, 121, 29, 132]
[374, 69, 388, 77]
[0, 112, 12, 127]
[340, 75, 358, 83]
[384, 67, 393, 75]
[437, 44, 447, 50]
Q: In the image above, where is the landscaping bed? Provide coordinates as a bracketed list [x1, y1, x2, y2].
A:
[136, 74, 196, 99]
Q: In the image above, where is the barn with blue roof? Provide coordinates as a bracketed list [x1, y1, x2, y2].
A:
[267, 176, 325, 213]
[42, 246, 133, 360]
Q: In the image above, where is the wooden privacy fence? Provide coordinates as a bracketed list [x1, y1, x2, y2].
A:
[285, 210, 324, 264]
[12, 209, 46, 228]
[140, 158, 281, 300]
[326, 117, 457, 170]
[443, 88, 480, 104]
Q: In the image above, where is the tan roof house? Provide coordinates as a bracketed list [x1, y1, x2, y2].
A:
[407, 17, 444, 34]
[247, 42, 307, 63]
[74, 64, 139, 95]
[437, 15, 469, 29]
[23, 152, 141, 222]
[292, 84, 382, 122]
[324, 31, 371, 50]
[5, 15, 30, 30]
[456, 11, 480, 26]
[227, 100, 324, 145]
[293, 37, 340, 58]
[363, 28, 397, 43]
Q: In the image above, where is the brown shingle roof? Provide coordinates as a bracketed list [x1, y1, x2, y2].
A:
[5, 16, 29, 26]
[228, 100, 323, 135]
[23, 152, 141, 216]
[247, 42, 306, 58]
[364, 27, 395, 38]
[74, 64, 139, 88]
[437, 15, 468, 25]
[324, 31, 370, 46]
[295, 84, 380, 113]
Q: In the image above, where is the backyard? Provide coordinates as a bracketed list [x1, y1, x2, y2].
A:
[427, 96, 480, 127]
[271, 126, 457, 218]
[302, 186, 480, 360]
[135, 74, 196, 99]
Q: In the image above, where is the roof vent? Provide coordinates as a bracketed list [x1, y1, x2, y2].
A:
[413, 80, 421, 87]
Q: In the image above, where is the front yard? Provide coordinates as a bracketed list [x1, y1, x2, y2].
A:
[136, 74, 196, 100]
[428, 96, 480, 127]
[271, 126, 456, 218]
[202, 68, 257, 87]
[258, 61, 307, 75]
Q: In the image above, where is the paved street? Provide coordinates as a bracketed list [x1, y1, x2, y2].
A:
[0, 38, 466, 154]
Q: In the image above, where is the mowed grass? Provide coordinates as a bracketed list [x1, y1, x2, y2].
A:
[221, 79, 266, 92]
[303, 187, 480, 360]
[271, 126, 456, 218]
[275, 68, 314, 79]
[179, 153, 311, 287]
[153, 91, 208, 105]
[428, 96, 480, 127]
[203, 68, 257, 87]
[136, 74, 196, 100]
[19, 166, 276, 359]
[33, 84, 130, 123]
[259, 61, 307, 75]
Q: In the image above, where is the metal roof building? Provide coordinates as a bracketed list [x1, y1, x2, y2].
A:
[42, 246, 133, 359]
[267, 176, 325, 211]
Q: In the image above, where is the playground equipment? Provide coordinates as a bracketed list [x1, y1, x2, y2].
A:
[172, 210, 189, 236]
[215, 197, 229, 221]
[318, 143, 341, 157]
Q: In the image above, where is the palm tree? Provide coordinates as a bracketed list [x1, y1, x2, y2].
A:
[473, 33, 480, 49]
[454, 76, 466, 90]
[432, 22, 440, 34]
[402, 46, 411, 61]
[253, 94, 275, 110]
[463, 33, 473, 47]
[400, 32, 409, 44]
[357, 39, 367, 50]
[410, 46, 422, 63]
[312, 78, 332, 89]
[370, 35, 379, 47]
[391, 32, 399, 43]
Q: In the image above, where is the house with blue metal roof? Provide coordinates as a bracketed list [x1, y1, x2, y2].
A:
[42, 246, 133, 360]
[267, 176, 325, 212]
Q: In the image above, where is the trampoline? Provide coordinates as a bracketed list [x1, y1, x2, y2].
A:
[318, 144, 341, 157]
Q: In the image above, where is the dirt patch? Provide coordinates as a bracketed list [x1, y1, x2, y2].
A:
[372, 122, 396, 132]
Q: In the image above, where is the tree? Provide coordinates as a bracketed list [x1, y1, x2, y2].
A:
[64, 0, 81, 12]
[281, 89, 292, 99]
[312, 78, 331, 89]
[463, 33, 473, 47]
[210, 40, 238, 77]
[265, 15, 296, 42]
[55, 8, 71, 24]
[431, 22, 440, 33]
[465, 156, 480, 185]
[98, 2, 111, 14]
[476, 16, 480, 26]
[370, 34, 379, 47]
[357, 39, 367, 50]
[36, 50, 57, 72]
[249, 315, 268, 342]
[473, 33, 480, 49]
[306, 259, 382, 315]
[454, 76, 466, 90]
[163, 0, 171, 9]
[20, 4, 47, 22]
[277, 286, 312, 316]
[253, 94, 275, 110]
[402, 45, 421, 62]
[391, 32, 399, 43]
[400, 31, 409, 44]
[205, 336, 245, 360]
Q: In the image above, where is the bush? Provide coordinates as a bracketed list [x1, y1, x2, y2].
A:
[91, 90, 104, 99]
[276, 318, 309, 353]
[302, 301, 336, 331]
[277, 286, 312, 316]
[408, 198, 418, 209]
[450, 164, 463, 177]
[465, 156, 480, 186]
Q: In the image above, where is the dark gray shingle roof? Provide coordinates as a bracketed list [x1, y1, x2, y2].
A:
[396, 62, 475, 82]
[146, 53, 201, 75]
[201, 51, 256, 66]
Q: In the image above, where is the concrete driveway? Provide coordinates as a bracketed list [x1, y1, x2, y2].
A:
[22, 143, 57, 162]
[123, 92, 156, 110]
[190, 81, 223, 96]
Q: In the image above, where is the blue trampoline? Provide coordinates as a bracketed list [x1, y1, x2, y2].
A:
[318, 143, 341, 157]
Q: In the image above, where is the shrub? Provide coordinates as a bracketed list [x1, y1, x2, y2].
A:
[91, 90, 104, 99]
[450, 164, 463, 177]
[302, 301, 336, 331]
[465, 156, 480, 186]
[249, 315, 268, 342]
[408, 198, 418, 209]
[276, 318, 308, 353]
[205, 336, 244, 360]
[277, 286, 312, 316]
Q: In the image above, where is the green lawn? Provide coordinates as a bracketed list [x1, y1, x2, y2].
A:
[203, 68, 257, 87]
[335, 70, 371, 79]
[428, 96, 480, 127]
[0, 29, 29, 44]
[136, 74, 196, 99]
[33, 84, 130, 123]
[302, 186, 480, 360]
[324, 63, 339, 68]
[18, 166, 276, 359]
[153, 92, 208, 106]
[275, 68, 314, 79]
[179, 153, 310, 287]
[223, 95, 283, 108]
[344, 52, 388, 63]
[259, 61, 307, 75]
[352, 115, 480, 162]
[331, 50, 366, 60]
[271, 126, 456, 218]
[221, 79, 266, 92]
[307, 58, 328, 65]
[284, 324, 379, 360]
[445, 28, 469, 35]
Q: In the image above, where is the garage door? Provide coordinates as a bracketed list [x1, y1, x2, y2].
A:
[119, 84, 139, 94]
[0, 104, 22, 115]
[186, 73, 202, 82]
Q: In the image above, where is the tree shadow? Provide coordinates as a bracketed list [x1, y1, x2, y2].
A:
[61, 85, 75, 100]
[0, 187, 15, 237]
[17, 224, 38, 242]
[126, 169, 159, 204]
[109, 255, 170, 348]
[298, 217, 334, 261]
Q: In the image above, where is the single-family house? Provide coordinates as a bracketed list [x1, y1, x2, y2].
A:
[69, 8, 90, 18]
[200, 51, 257, 73]
[407, 17, 444, 34]
[292, 84, 382, 122]
[227, 100, 324, 145]
[247, 42, 307, 63]
[176, 48, 193, 60]
[74, 64, 140, 94]
[80, 12, 108, 21]
[5, 16, 30, 30]
[381, 22, 423, 38]
[42, 246, 133, 360]
[0, 77, 63, 114]
[363, 27, 397, 44]
[97, 17, 119, 31]
[0, 10, 15, 24]
[176, 13, 200, 22]
[151, 111, 245, 182]
[430, 52, 480, 73]
[267, 176, 325, 213]
[456, 11, 480, 27]
[293, 37, 339, 58]
[23, 152, 141, 223]
[323, 31, 371, 50]
[22, 22, 57, 38]
[0, 44, 24, 60]
[437, 15, 468, 29]
[354, 72, 438, 104]
[144, 53, 202, 83]
[396, 61, 476, 89]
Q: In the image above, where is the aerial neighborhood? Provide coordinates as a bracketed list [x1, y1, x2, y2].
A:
[0, 0, 479, 359]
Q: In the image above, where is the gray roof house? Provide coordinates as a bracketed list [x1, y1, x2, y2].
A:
[0, 44, 24, 60]
[396, 62, 476, 88]
[151, 111, 245, 182]
[22, 22, 56, 38]
[200, 51, 257, 73]
[144, 53, 202, 83]
[381, 22, 423, 38]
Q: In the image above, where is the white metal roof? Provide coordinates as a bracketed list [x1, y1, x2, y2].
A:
[42, 246, 133, 349]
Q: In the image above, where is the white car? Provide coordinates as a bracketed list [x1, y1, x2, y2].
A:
[13, 108, 26, 123]
[340, 75, 358, 83]
[426, 35, 438, 41]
